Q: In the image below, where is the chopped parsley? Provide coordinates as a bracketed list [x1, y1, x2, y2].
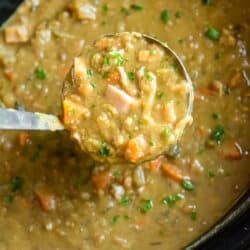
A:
[156, 91, 164, 99]
[140, 199, 153, 213]
[130, 4, 144, 11]
[146, 72, 154, 81]
[99, 142, 111, 157]
[10, 177, 23, 192]
[35, 66, 47, 80]
[103, 57, 111, 66]
[205, 26, 221, 41]
[4, 195, 14, 204]
[207, 170, 216, 178]
[211, 113, 219, 120]
[175, 11, 182, 18]
[127, 71, 135, 81]
[202, 0, 212, 5]
[90, 82, 96, 88]
[214, 52, 221, 60]
[102, 4, 109, 15]
[109, 51, 124, 66]
[181, 180, 195, 191]
[102, 71, 110, 78]
[162, 193, 184, 206]
[161, 9, 171, 24]
[120, 7, 131, 16]
[163, 127, 171, 138]
[111, 215, 120, 225]
[149, 140, 156, 147]
[210, 125, 225, 143]
[190, 211, 197, 220]
[120, 196, 131, 206]
[87, 69, 94, 78]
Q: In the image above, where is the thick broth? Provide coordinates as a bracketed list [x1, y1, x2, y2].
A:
[0, 0, 249, 249]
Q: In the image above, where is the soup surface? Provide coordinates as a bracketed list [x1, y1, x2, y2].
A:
[0, 0, 249, 250]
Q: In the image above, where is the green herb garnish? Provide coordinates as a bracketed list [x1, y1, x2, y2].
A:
[140, 199, 153, 213]
[120, 196, 131, 206]
[4, 195, 14, 204]
[127, 71, 135, 81]
[35, 66, 47, 80]
[87, 69, 94, 78]
[120, 7, 131, 16]
[99, 143, 111, 157]
[102, 4, 109, 15]
[211, 113, 219, 120]
[111, 215, 120, 225]
[10, 177, 23, 192]
[190, 211, 197, 220]
[163, 127, 171, 138]
[146, 72, 154, 81]
[90, 82, 96, 88]
[161, 9, 171, 24]
[102, 71, 110, 78]
[202, 0, 212, 5]
[109, 51, 124, 66]
[210, 125, 224, 143]
[175, 11, 182, 18]
[162, 193, 183, 206]
[103, 57, 111, 66]
[181, 180, 195, 191]
[130, 4, 144, 11]
[156, 91, 164, 99]
[207, 170, 215, 178]
[205, 26, 221, 41]
[214, 52, 221, 60]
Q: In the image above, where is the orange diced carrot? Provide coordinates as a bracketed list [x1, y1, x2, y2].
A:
[162, 163, 185, 182]
[222, 142, 243, 161]
[92, 170, 113, 190]
[149, 156, 163, 173]
[4, 68, 17, 81]
[35, 190, 57, 211]
[125, 135, 147, 163]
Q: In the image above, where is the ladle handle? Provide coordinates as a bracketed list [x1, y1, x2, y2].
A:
[0, 108, 64, 131]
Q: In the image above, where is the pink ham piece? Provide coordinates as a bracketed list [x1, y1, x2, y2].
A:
[106, 84, 136, 113]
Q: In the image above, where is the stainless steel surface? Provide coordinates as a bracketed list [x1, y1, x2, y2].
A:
[0, 108, 64, 131]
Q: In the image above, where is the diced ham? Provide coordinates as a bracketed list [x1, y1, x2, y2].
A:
[4, 25, 29, 43]
[106, 84, 137, 113]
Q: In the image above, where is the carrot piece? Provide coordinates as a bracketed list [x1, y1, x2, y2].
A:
[19, 132, 30, 146]
[92, 170, 113, 190]
[222, 142, 243, 161]
[106, 69, 121, 83]
[149, 156, 163, 173]
[4, 68, 17, 81]
[35, 190, 57, 211]
[125, 136, 146, 163]
[162, 163, 184, 182]
[195, 87, 216, 99]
